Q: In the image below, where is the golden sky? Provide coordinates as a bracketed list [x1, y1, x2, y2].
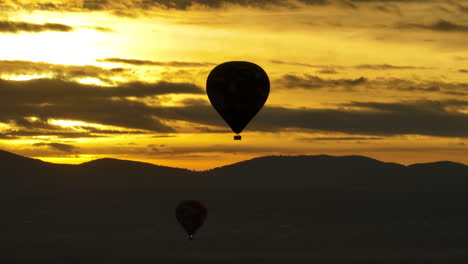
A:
[1, 0, 468, 170]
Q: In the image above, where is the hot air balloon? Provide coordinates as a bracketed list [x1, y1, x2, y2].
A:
[175, 200, 207, 240]
[206, 61, 270, 140]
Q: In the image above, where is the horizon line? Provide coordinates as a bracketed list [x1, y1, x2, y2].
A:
[1, 149, 466, 172]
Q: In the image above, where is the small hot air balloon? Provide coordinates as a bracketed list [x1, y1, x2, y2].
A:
[206, 61, 270, 140]
[175, 200, 207, 240]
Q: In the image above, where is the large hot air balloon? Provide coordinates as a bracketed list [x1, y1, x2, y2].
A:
[175, 200, 207, 240]
[206, 61, 270, 140]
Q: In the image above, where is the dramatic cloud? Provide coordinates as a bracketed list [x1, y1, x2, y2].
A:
[275, 74, 468, 95]
[0, 0, 337, 12]
[0, 0, 448, 15]
[355, 64, 430, 70]
[0, 130, 103, 139]
[0, 21, 115, 34]
[0, 78, 203, 102]
[399, 19, 468, 32]
[271, 60, 325, 68]
[150, 100, 468, 138]
[82, 26, 114, 32]
[0, 20, 73, 33]
[253, 101, 468, 137]
[272, 60, 431, 71]
[0, 0, 466, 169]
[3, 76, 468, 138]
[75, 126, 149, 135]
[0, 60, 126, 82]
[0, 124, 149, 140]
[92, 0, 330, 10]
[316, 68, 339, 74]
[97, 58, 215, 67]
[0, 78, 203, 134]
[33, 142, 78, 153]
[277, 74, 367, 89]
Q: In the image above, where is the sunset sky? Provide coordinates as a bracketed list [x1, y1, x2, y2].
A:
[1, 0, 468, 170]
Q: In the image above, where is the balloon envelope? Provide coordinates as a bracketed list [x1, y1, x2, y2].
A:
[206, 61, 269, 135]
[175, 200, 207, 239]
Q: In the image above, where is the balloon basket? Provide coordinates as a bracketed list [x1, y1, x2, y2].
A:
[234, 135, 242, 140]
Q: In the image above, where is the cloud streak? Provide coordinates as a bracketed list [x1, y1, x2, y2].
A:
[0, 60, 126, 82]
[0, 20, 115, 34]
[275, 74, 468, 95]
[277, 74, 367, 89]
[355, 64, 431, 70]
[93, 0, 330, 10]
[272, 60, 431, 71]
[33, 142, 78, 153]
[0, 78, 203, 135]
[398, 19, 468, 32]
[0, 78, 203, 102]
[3, 76, 468, 138]
[252, 101, 468, 137]
[97, 58, 215, 67]
[0, 20, 73, 33]
[152, 100, 468, 138]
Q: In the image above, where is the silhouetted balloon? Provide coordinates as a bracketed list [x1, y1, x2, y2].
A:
[175, 200, 207, 240]
[206, 61, 270, 140]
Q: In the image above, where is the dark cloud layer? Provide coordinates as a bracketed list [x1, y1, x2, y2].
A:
[399, 19, 468, 32]
[97, 58, 215, 67]
[2, 77, 468, 139]
[116, 0, 436, 11]
[271, 60, 325, 68]
[255, 100, 468, 137]
[0, 0, 445, 14]
[0, 78, 203, 136]
[278, 74, 367, 89]
[0, 125, 149, 139]
[151, 100, 468, 138]
[355, 64, 430, 70]
[2, 0, 331, 13]
[0, 130, 103, 139]
[276, 74, 468, 95]
[272, 60, 431, 71]
[0, 20, 72, 33]
[82, 26, 114, 32]
[0, 78, 203, 101]
[115, 0, 330, 10]
[33, 142, 78, 153]
[0, 20, 114, 34]
[0, 60, 126, 82]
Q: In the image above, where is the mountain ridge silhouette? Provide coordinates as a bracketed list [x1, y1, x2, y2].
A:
[0, 148, 466, 193]
[1, 149, 466, 171]
[1, 149, 468, 262]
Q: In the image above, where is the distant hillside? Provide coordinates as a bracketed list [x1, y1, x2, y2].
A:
[1, 149, 468, 262]
[0, 150, 193, 194]
[0, 149, 46, 168]
[0, 150, 467, 193]
[205, 155, 468, 191]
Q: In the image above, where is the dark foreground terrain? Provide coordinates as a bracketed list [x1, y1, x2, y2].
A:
[1, 150, 468, 263]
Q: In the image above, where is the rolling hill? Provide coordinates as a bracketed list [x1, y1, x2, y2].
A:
[1, 149, 468, 263]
